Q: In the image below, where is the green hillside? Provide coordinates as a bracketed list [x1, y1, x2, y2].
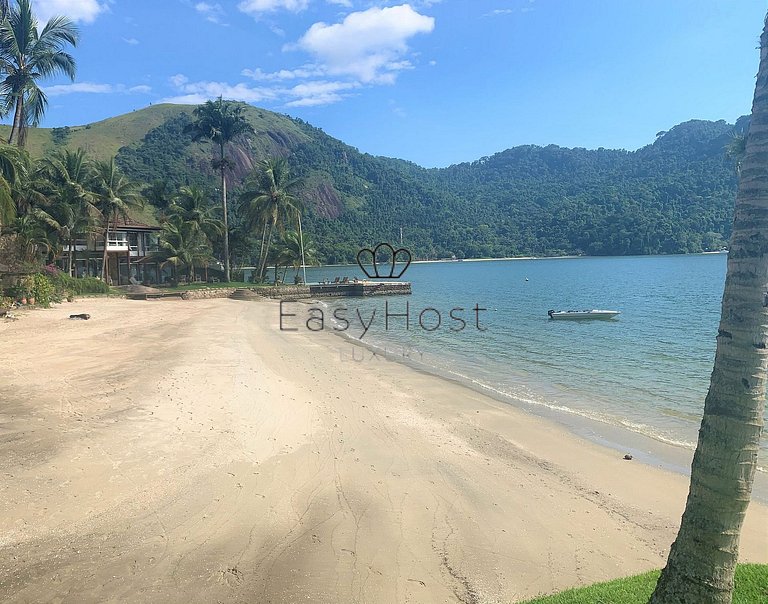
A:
[0, 104, 195, 159]
[4, 103, 744, 262]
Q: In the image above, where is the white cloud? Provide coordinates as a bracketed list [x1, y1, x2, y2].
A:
[242, 65, 326, 81]
[285, 80, 359, 106]
[195, 2, 226, 23]
[164, 73, 358, 108]
[238, 0, 309, 15]
[44, 82, 152, 96]
[123, 37, 139, 45]
[164, 6, 435, 110]
[483, 2, 535, 17]
[160, 94, 212, 105]
[170, 74, 190, 88]
[33, 0, 106, 23]
[162, 76, 280, 104]
[45, 82, 113, 96]
[296, 4, 434, 83]
[326, 0, 352, 6]
[161, 93, 210, 105]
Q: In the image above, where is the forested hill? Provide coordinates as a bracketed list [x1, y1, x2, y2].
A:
[17, 104, 745, 262]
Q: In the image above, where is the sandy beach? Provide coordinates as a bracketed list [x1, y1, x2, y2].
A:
[0, 297, 766, 603]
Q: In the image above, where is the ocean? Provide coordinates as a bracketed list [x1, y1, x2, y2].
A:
[299, 253, 767, 465]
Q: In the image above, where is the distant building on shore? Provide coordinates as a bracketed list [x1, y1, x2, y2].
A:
[58, 215, 165, 286]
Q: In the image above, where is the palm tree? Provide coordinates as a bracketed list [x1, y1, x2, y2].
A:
[92, 158, 142, 282]
[36, 149, 99, 275]
[278, 229, 317, 283]
[167, 185, 223, 281]
[185, 97, 253, 282]
[0, 0, 79, 147]
[649, 14, 768, 604]
[169, 185, 223, 243]
[239, 157, 302, 280]
[0, 142, 25, 226]
[156, 216, 212, 282]
[5, 212, 50, 262]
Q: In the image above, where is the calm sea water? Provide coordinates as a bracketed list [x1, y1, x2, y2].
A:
[301, 254, 767, 458]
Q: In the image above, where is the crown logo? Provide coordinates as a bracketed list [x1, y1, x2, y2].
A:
[356, 243, 412, 279]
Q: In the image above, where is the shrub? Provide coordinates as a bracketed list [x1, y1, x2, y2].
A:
[32, 273, 56, 307]
[48, 272, 111, 295]
[18, 275, 34, 297]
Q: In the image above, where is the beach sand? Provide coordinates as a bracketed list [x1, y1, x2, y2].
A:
[0, 297, 766, 603]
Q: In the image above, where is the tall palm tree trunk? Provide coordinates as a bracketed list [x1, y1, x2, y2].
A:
[67, 236, 74, 276]
[649, 15, 768, 604]
[220, 142, 231, 283]
[7, 95, 23, 146]
[298, 213, 307, 285]
[259, 221, 275, 279]
[101, 214, 111, 282]
[258, 223, 268, 281]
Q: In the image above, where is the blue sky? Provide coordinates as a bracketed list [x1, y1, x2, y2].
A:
[26, 0, 768, 167]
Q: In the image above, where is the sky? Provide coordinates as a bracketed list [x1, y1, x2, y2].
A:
[22, 0, 768, 167]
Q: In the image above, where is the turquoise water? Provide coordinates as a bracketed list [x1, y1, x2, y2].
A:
[300, 253, 767, 458]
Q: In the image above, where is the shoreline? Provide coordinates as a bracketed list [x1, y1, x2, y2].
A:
[312, 298, 768, 503]
[311, 250, 729, 269]
[1, 297, 765, 603]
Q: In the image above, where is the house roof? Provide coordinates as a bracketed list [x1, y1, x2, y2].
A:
[113, 215, 162, 231]
[113, 205, 162, 231]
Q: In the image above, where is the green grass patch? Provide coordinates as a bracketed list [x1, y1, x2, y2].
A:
[520, 564, 768, 604]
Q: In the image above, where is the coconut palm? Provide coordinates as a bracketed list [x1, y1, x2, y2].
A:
[92, 158, 142, 282]
[5, 212, 50, 262]
[0, 142, 26, 225]
[167, 185, 223, 281]
[156, 216, 212, 282]
[168, 185, 223, 243]
[278, 229, 317, 283]
[185, 97, 253, 282]
[239, 157, 303, 280]
[0, 0, 79, 147]
[649, 13, 768, 604]
[36, 149, 99, 275]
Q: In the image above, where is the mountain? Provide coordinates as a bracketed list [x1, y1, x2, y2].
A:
[8, 104, 743, 262]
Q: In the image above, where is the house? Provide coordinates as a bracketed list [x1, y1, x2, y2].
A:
[60, 215, 167, 286]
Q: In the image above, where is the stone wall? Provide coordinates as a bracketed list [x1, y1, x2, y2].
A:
[169, 283, 409, 302]
[254, 285, 312, 300]
[180, 288, 237, 300]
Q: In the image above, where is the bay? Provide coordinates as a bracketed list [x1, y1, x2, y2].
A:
[300, 253, 767, 461]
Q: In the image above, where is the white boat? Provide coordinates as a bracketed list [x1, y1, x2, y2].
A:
[548, 309, 620, 320]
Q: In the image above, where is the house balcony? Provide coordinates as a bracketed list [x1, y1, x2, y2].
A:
[94, 237, 129, 252]
[61, 243, 90, 253]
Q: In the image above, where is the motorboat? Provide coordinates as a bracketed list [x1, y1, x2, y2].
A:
[548, 309, 620, 320]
